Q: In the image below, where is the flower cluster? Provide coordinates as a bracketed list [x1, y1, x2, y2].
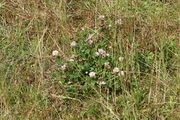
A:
[52, 30, 126, 96]
[52, 41, 125, 79]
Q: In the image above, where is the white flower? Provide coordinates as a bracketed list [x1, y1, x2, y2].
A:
[70, 41, 77, 47]
[52, 50, 59, 56]
[68, 81, 72, 84]
[81, 27, 85, 31]
[106, 66, 111, 69]
[104, 62, 111, 69]
[96, 48, 109, 57]
[89, 72, 96, 78]
[116, 19, 123, 25]
[104, 62, 109, 66]
[98, 49, 106, 54]
[95, 52, 100, 56]
[98, 81, 106, 85]
[85, 71, 88, 74]
[108, 46, 112, 49]
[88, 40, 93, 45]
[98, 15, 105, 20]
[69, 59, 74, 62]
[98, 48, 107, 56]
[60, 64, 67, 71]
[118, 71, 125, 76]
[113, 67, 120, 73]
[119, 57, 124, 61]
[109, 24, 112, 27]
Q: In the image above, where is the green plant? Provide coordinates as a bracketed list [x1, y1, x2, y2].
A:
[57, 33, 125, 97]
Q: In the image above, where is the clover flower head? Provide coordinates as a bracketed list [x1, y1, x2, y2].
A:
[60, 64, 67, 71]
[116, 18, 123, 25]
[89, 72, 96, 78]
[118, 71, 125, 76]
[98, 81, 106, 85]
[70, 41, 77, 47]
[88, 40, 94, 45]
[104, 62, 109, 66]
[69, 59, 74, 62]
[108, 46, 112, 49]
[98, 15, 105, 20]
[119, 57, 124, 61]
[95, 52, 100, 56]
[106, 53, 110, 57]
[104, 62, 111, 69]
[52, 50, 59, 56]
[113, 67, 120, 73]
[98, 49, 106, 54]
[96, 48, 110, 57]
[97, 48, 109, 57]
[81, 27, 85, 31]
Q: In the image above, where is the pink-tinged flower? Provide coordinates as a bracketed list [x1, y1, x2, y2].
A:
[104, 62, 111, 69]
[88, 40, 94, 45]
[95, 48, 109, 57]
[89, 72, 96, 78]
[98, 49, 106, 54]
[98, 49, 108, 57]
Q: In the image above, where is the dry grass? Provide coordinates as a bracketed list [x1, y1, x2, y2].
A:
[0, 0, 180, 119]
